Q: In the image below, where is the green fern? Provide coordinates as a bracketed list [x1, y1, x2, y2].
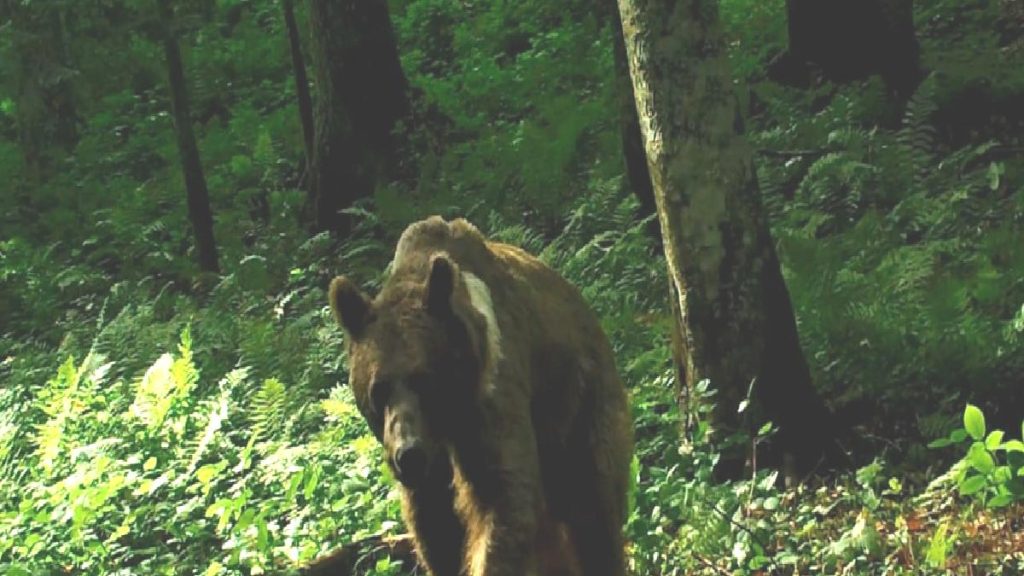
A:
[250, 377, 290, 441]
[897, 75, 940, 188]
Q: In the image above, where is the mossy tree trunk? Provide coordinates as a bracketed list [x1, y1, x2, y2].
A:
[155, 0, 219, 274]
[617, 0, 834, 480]
[601, 3, 659, 244]
[308, 0, 409, 236]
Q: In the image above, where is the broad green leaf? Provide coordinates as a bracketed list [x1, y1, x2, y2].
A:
[196, 464, 220, 486]
[776, 552, 799, 566]
[958, 474, 987, 496]
[1001, 440, 1024, 452]
[105, 523, 130, 543]
[988, 494, 1013, 508]
[143, 457, 157, 472]
[205, 499, 229, 519]
[928, 438, 953, 449]
[985, 430, 1005, 450]
[950, 429, 968, 443]
[235, 508, 255, 532]
[1009, 452, 1024, 471]
[1007, 478, 1024, 496]
[994, 465, 1014, 483]
[967, 443, 995, 474]
[964, 404, 985, 440]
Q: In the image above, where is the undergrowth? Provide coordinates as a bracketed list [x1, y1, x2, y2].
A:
[2, 0, 1024, 573]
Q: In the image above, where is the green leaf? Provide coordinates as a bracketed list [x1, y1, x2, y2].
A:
[988, 494, 1013, 508]
[763, 496, 780, 511]
[967, 443, 996, 474]
[985, 430, 1005, 450]
[196, 464, 220, 487]
[995, 465, 1014, 483]
[928, 438, 953, 449]
[987, 162, 1005, 190]
[964, 404, 985, 440]
[1001, 440, 1024, 452]
[950, 429, 968, 443]
[925, 522, 949, 568]
[1009, 452, 1024, 471]
[1006, 478, 1024, 496]
[958, 474, 987, 496]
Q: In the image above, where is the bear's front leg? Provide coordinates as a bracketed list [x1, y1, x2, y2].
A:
[458, 437, 543, 576]
[401, 476, 465, 576]
[465, 492, 540, 576]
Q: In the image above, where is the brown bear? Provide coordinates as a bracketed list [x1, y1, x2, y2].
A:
[328, 216, 633, 576]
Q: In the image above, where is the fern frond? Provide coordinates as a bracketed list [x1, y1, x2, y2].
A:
[897, 75, 940, 188]
[250, 377, 290, 441]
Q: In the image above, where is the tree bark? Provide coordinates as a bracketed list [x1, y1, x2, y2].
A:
[610, 6, 661, 247]
[307, 0, 410, 235]
[155, 0, 219, 274]
[772, 0, 922, 97]
[282, 0, 314, 164]
[617, 0, 834, 480]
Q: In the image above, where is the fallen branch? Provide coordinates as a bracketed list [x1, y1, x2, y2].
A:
[299, 533, 417, 576]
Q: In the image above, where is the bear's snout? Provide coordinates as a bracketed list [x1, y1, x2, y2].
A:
[394, 443, 428, 488]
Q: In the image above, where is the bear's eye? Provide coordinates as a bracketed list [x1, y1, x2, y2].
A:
[369, 379, 392, 414]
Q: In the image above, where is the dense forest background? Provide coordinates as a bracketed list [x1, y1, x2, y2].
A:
[1, 0, 1023, 574]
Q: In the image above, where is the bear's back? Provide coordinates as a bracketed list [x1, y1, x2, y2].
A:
[386, 217, 606, 353]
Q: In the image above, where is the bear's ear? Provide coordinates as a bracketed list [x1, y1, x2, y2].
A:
[329, 276, 372, 338]
[425, 254, 458, 316]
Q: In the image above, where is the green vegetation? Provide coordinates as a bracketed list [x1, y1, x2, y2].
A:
[1, 0, 1023, 574]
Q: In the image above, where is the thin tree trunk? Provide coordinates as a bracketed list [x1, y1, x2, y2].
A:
[617, 0, 833, 480]
[48, 7, 78, 150]
[308, 0, 409, 235]
[155, 0, 219, 274]
[282, 0, 314, 163]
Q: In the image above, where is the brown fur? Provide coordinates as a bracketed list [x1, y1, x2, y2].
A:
[329, 216, 633, 576]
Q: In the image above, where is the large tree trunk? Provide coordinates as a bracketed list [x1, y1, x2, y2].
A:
[610, 7, 660, 246]
[772, 0, 922, 97]
[594, 0, 660, 244]
[308, 0, 409, 235]
[155, 0, 219, 274]
[617, 0, 834, 480]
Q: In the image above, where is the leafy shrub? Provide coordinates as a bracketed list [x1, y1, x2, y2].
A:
[930, 404, 1024, 508]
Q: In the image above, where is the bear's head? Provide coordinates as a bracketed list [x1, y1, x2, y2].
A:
[329, 254, 494, 489]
